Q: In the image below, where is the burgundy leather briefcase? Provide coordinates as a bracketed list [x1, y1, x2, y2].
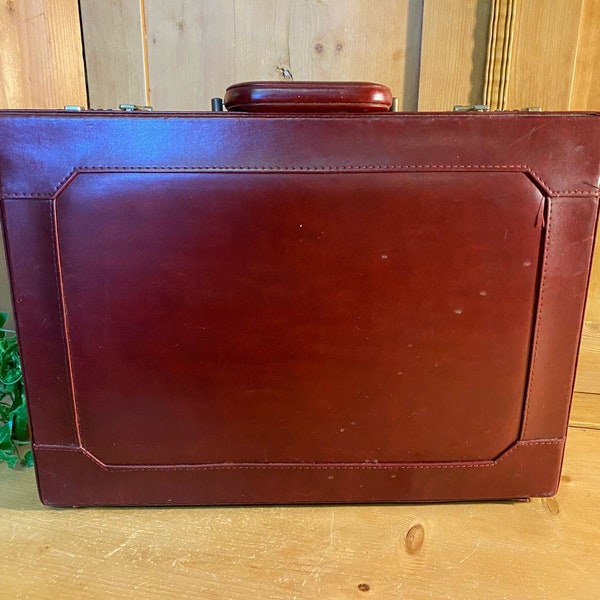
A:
[1, 82, 599, 506]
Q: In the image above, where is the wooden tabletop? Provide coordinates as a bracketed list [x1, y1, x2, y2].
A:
[2, 393, 599, 600]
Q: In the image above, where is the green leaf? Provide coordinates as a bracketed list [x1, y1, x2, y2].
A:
[0, 340, 22, 386]
[0, 421, 11, 448]
[0, 314, 32, 469]
[0, 447, 18, 469]
[0, 401, 11, 422]
[21, 449, 34, 468]
[11, 402, 29, 442]
[0, 420, 19, 468]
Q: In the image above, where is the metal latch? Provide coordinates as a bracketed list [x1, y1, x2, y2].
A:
[453, 104, 542, 112]
[453, 104, 490, 112]
[119, 104, 153, 112]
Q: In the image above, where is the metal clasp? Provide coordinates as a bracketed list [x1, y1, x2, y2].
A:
[119, 104, 153, 112]
[453, 104, 490, 112]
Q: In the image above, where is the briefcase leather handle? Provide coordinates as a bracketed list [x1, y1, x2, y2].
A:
[223, 81, 393, 113]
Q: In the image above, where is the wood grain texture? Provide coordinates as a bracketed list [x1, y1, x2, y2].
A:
[583, 218, 600, 324]
[418, 0, 491, 110]
[575, 321, 600, 394]
[570, 0, 600, 109]
[230, 0, 292, 83]
[483, 0, 517, 109]
[570, 392, 600, 430]
[0, 0, 86, 108]
[1, 427, 599, 599]
[142, 0, 422, 110]
[144, 0, 235, 110]
[80, 0, 148, 108]
[506, 0, 585, 110]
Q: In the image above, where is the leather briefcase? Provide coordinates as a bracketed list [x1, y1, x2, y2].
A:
[1, 82, 599, 506]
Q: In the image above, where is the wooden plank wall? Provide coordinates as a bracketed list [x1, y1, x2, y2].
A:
[80, 0, 428, 111]
[79, 0, 494, 113]
[418, 0, 490, 110]
[78, 0, 147, 108]
[506, 0, 586, 110]
[0, 0, 86, 109]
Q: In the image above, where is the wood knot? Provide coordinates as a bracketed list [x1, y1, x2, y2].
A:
[314, 42, 324, 54]
[405, 523, 425, 554]
[357, 583, 370, 592]
[542, 497, 560, 516]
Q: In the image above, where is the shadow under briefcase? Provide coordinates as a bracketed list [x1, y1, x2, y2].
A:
[1, 82, 599, 506]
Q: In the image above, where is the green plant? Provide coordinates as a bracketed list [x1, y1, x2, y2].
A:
[0, 312, 32, 468]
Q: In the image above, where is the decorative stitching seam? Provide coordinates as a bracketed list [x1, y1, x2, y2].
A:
[523, 200, 553, 435]
[4, 165, 597, 197]
[33, 439, 563, 473]
[34, 167, 576, 465]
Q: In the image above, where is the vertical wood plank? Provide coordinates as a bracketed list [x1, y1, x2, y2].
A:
[0, 0, 86, 108]
[570, 0, 600, 110]
[506, 0, 585, 110]
[80, 0, 148, 108]
[583, 217, 600, 325]
[230, 0, 295, 83]
[418, 0, 491, 111]
[575, 323, 600, 394]
[144, 0, 236, 110]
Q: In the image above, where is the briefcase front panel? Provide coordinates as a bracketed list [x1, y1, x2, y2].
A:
[1, 110, 598, 505]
